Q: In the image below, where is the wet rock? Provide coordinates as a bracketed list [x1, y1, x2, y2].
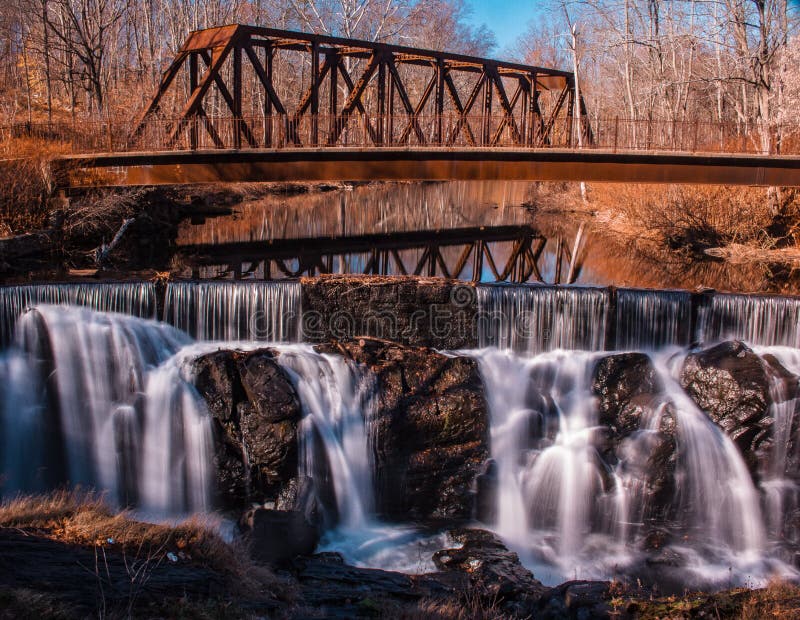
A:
[680, 341, 778, 477]
[317, 338, 489, 520]
[433, 528, 546, 617]
[474, 459, 498, 523]
[295, 552, 452, 617]
[301, 275, 478, 349]
[592, 353, 662, 436]
[642, 527, 672, 551]
[592, 353, 677, 520]
[538, 580, 612, 619]
[191, 348, 302, 507]
[239, 508, 319, 566]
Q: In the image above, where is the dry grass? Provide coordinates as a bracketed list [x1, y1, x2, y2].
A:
[737, 580, 800, 620]
[582, 183, 798, 253]
[621, 579, 800, 619]
[0, 490, 293, 601]
[0, 137, 70, 234]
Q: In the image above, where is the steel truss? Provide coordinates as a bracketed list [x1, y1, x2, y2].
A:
[132, 24, 590, 150]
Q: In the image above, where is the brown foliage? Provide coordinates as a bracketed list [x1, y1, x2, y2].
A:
[574, 183, 800, 259]
[0, 137, 68, 234]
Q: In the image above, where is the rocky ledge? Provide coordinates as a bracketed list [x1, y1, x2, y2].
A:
[191, 338, 489, 521]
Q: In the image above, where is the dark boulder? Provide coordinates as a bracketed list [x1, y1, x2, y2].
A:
[317, 338, 490, 520]
[538, 580, 612, 619]
[591, 353, 677, 521]
[295, 552, 453, 617]
[680, 341, 782, 478]
[433, 528, 546, 617]
[592, 353, 662, 436]
[191, 348, 302, 508]
[239, 508, 319, 566]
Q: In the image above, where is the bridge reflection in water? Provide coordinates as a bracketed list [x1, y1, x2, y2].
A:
[180, 224, 585, 285]
[175, 181, 585, 284]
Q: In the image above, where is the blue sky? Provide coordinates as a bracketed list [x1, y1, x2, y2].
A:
[466, 0, 545, 51]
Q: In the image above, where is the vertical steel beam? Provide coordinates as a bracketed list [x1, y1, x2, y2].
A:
[520, 77, 529, 148]
[233, 44, 243, 149]
[328, 53, 338, 142]
[311, 41, 320, 146]
[377, 59, 386, 145]
[482, 67, 493, 146]
[436, 60, 445, 145]
[388, 63, 395, 145]
[264, 46, 273, 147]
[566, 76, 576, 148]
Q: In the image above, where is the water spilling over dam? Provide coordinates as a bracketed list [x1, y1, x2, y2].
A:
[1, 278, 800, 589]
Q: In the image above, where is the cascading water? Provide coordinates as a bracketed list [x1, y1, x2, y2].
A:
[271, 345, 449, 573]
[477, 284, 610, 353]
[0, 306, 214, 514]
[0, 282, 158, 346]
[615, 289, 692, 350]
[163, 281, 301, 342]
[697, 293, 800, 348]
[755, 346, 800, 542]
[274, 346, 376, 529]
[473, 346, 789, 586]
[4, 279, 800, 587]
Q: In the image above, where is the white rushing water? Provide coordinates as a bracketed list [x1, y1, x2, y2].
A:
[275, 346, 376, 529]
[615, 289, 692, 350]
[0, 282, 157, 345]
[697, 293, 800, 348]
[477, 284, 610, 353]
[473, 346, 791, 587]
[163, 281, 301, 342]
[0, 306, 215, 513]
[271, 344, 446, 573]
[3, 283, 800, 587]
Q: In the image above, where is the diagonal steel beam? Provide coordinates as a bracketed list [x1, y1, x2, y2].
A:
[398, 67, 437, 144]
[329, 54, 381, 145]
[447, 72, 485, 145]
[165, 42, 235, 147]
[198, 49, 258, 147]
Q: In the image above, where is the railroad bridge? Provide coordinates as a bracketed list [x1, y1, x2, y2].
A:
[38, 24, 800, 188]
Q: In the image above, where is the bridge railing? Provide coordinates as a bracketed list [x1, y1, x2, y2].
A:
[3, 115, 799, 155]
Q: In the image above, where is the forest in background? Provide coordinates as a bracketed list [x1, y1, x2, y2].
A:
[0, 0, 798, 141]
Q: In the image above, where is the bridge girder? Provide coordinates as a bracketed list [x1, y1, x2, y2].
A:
[131, 24, 589, 150]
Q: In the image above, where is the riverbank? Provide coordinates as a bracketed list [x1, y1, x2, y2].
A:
[0, 492, 798, 619]
[0, 181, 354, 282]
[539, 182, 800, 293]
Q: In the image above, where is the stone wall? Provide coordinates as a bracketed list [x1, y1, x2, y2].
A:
[301, 275, 478, 350]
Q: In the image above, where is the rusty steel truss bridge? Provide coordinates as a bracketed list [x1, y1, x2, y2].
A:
[42, 24, 800, 188]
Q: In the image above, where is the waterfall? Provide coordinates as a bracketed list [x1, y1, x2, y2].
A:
[0, 305, 214, 513]
[654, 355, 766, 556]
[477, 284, 610, 353]
[273, 346, 376, 528]
[697, 293, 800, 348]
[755, 347, 800, 541]
[474, 347, 778, 585]
[163, 281, 301, 342]
[615, 289, 692, 350]
[0, 282, 157, 346]
[272, 344, 447, 573]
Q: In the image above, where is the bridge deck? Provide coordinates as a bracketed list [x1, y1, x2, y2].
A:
[57, 147, 800, 188]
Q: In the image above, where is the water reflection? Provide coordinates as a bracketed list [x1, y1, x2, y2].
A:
[176, 181, 800, 293]
[177, 182, 587, 284]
